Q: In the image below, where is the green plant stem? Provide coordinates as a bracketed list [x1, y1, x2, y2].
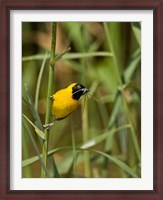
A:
[22, 124, 32, 177]
[82, 98, 91, 177]
[103, 22, 122, 86]
[92, 150, 138, 178]
[121, 91, 141, 161]
[22, 124, 131, 167]
[103, 22, 141, 162]
[41, 22, 57, 178]
[22, 51, 113, 62]
[71, 117, 77, 177]
[23, 118, 50, 177]
[35, 51, 48, 110]
[23, 124, 131, 168]
[23, 145, 138, 178]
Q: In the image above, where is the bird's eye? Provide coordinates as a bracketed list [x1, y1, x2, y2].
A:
[77, 84, 81, 88]
[75, 84, 81, 90]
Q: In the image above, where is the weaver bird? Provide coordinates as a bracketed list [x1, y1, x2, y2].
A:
[43, 83, 89, 129]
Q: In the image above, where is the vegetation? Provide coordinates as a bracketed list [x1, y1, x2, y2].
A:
[22, 22, 141, 178]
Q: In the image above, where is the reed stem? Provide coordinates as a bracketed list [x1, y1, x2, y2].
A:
[41, 22, 57, 178]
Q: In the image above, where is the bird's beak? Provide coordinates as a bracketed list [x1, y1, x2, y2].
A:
[81, 88, 89, 95]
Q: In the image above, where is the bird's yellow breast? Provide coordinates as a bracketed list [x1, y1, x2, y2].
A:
[52, 84, 79, 120]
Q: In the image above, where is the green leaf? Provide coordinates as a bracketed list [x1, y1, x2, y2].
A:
[22, 118, 50, 177]
[22, 146, 72, 167]
[92, 150, 138, 178]
[48, 156, 60, 178]
[132, 22, 141, 46]
[22, 124, 130, 167]
[23, 83, 44, 132]
[123, 48, 141, 82]
[22, 114, 45, 140]
[63, 22, 84, 51]
[22, 54, 50, 62]
[22, 51, 112, 62]
[80, 124, 131, 149]
[63, 52, 113, 59]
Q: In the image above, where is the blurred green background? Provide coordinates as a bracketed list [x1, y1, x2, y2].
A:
[22, 22, 141, 178]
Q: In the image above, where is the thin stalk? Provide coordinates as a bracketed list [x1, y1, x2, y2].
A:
[103, 22, 122, 86]
[41, 22, 57, 178]
[22, 124, 32, 177]
[22, 51, 113, 62]
[103, 22, 141, 162]
[121, 91, 141, 161]
[23, 119, 50, 177]
[71, 116, 77, 177]
[92, 150, 138, 178]
[35, 51, 48, 110]
[64, 52, 113, 59]
[82, 98, 91, 177]
[23, 124, 131, 167]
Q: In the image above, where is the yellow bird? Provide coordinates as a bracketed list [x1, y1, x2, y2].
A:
[44, 83, 89, 129]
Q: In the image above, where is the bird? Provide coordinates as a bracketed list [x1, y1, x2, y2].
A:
[43, 83, 89, 129]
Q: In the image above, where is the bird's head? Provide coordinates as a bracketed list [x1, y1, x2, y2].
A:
[68, 83, 89, 100]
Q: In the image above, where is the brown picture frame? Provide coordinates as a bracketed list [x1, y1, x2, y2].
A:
[0, 0, 162, 199]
